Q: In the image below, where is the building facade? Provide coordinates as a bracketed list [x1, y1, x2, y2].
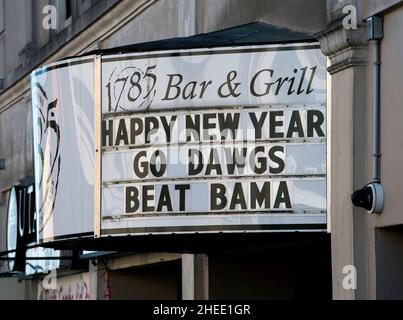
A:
[0, 0, 403, 300]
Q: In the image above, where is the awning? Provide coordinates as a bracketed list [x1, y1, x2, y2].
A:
[73, 22, 317, 59]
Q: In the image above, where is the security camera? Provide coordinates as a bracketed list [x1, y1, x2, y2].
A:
[351, 182, 384, 214]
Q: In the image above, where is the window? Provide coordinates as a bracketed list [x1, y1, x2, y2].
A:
[57, 0, 73, 31]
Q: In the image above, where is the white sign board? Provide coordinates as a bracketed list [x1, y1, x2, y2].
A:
[31, 57, 95, 243]
[100, 44, 327, 235]
[31, 43, 327, 242]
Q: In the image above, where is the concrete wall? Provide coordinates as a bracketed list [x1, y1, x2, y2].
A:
[0, 0, 120, 93]
[0, 276, 37, 300]
[366, 2, 403, 299]
[32, 0, 52, 49]
[361, 0, 403, 18]
[320, 0, 403, 299]
[0, 97, 33, 191]
[316, 0, 403, 299]
[0, 95, 33, 266]
[195, 0, 327, 34]
[369, 4, 403, 228]
[101, 0, 193, 48]
[2, 0, 30, 81]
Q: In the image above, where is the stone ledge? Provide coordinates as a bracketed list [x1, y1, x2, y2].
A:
[316, 20, 368, 74]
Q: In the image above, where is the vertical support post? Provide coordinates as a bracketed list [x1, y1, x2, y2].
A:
[318, 23, 369, 299]
[182, 254, 209, 300]
[182, 254, 195, 300]
[194, 254, 209, 300]
[93, 55, 102, 238]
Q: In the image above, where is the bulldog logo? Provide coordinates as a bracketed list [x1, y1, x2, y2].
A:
[32, 82, 61, 233]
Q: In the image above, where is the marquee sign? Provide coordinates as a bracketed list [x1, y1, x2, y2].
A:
[31, 43, 327, 243]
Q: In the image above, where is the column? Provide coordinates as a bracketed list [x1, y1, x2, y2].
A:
[318, 19, 370, 299]
[182, 254, 209, 300]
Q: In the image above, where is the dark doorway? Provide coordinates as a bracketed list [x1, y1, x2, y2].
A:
[208, 233, 332, 300]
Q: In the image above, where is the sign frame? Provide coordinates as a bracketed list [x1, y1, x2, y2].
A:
[97, 43, 328, 237]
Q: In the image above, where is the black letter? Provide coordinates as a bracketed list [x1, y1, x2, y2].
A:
[102, 119, 113, 147]
[250, 182, 270, 209]
[218, 113, 240, 140]
[157, 185, 173, 212]
[270, 111, 284, 138]
[269, 146, 285, 174]
[307, 110, 325, 137]
[183, 81, 198, 100]
[130, 118, 143, 145]
[205, 148, 222, 176]
[115, 119, 129, 146]
[126, 187, 139, 213]
[225, 147, 247, 175]
[142, 185, 154, 212]
[186, 114, 200, 142]
[274, 77, 289, 95]
[297, 67, 308, 95]
[133, 151, 148, 178]
[230, 183, 247, 210]
[175, 184, 190, 211]
[162, 74, 183, 100]
[250, 69, 274, 97]
[188, 149, 204, 176]
[286, 111, 304, 138]
[203, 113, 217, 141]
[306, 66, 317, 94]
[144, 117, 159, 143]
[161, 115, 177, 143]
[150, 150, 166, 178]
[211, 184, 227, 210]
[250, 146, 267, 175]
[249, 112, 267, 139]
[274, 181, 292, 209]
